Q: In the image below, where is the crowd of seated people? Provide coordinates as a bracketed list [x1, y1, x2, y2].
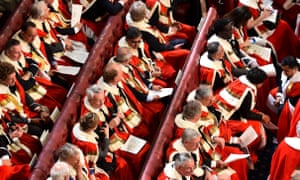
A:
[0, 0, 299, 179]
[156, 1, 300, 179]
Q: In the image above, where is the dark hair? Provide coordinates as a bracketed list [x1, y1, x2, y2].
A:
[207, 41, 220, 57]
[281, 56, 300, 70]
[246, 67, 267, 84]
[79, 112, 99, 131]
[0, 62, 16, 81]
[207, 18, 231, 39]
[126, 26, 142, 40]
[5, 39, 20, 51]
[182, 100, 201, 119]
[21, 21, 36, 32]
[224, 6, 252, 27]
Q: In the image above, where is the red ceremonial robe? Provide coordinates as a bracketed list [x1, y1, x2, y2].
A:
[115, 36, 176, 87]
[97, 78, 151, 140]
[72, 123, 134, 180]
[289, 101, 300, 137]
[239, 0, 300, 61]
[157, 161, 194, 180]
[269, 137, 300, 180]
[199, 52, 234, 93]
[146, 0, 196, 44]
[0, 51, 67, 111]
[126, 13, 190, 71]
[80, 96, 150, 176]
[277, 78, 300, 142]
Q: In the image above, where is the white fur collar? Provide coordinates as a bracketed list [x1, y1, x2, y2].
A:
[290, 71, 300, 83]
[118, 36, 145, 57]
[186, 90, 196, 102]
[285, 137, 300, 150]
[72, 123, 98, 143]
[126, 13, 150, 29]
[199, 52, 224, 70]
[97, 77, 121, 96]
[0, 51, 26, 72]
[0, 84, 10, 94]
[163, 161, 185, 179]
[83, 96, 106, 122]
[174, 114, 198, 130]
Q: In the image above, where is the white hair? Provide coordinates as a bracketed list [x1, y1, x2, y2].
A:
[86, 84, 103, 99]
[31, 1, 47, 19]
[182, 128, 200, 143]
[50, 161, 75, 180]
[174, 153, 193, 168]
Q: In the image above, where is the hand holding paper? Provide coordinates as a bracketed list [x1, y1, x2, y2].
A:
[239, 126, 258, 148]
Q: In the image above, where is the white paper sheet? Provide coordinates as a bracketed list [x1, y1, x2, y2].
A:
[148, 88, 173, 98]
[50, 106, 60, 123]
[71, 4, 82, 27]
[120, 135, 146, 154]
[39, 130, 49, 146]
[224, 154, 250, 164]
[240, 126, 258, 147]
[263, 9, 278, 24]
[29, 153, 38, 168]
[64, 49, 89, 64]
[247, 44, 271, 62]
[56, 65, 80, 75]
[175, 69, 182, 85]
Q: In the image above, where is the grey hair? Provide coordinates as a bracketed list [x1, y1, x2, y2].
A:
[174, 152, 194, 168]
[129, 1, 147, 22]
[182, 128, 200, 143]
[116, 47, 132, 63]
[86, 84, 103, 99]
[195, 84, 213, 100]
[31, 1, 47, 19]
[57, 143, 81, 162]
[182, 100, 201, 120]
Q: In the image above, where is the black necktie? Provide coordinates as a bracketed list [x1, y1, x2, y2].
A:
[191, 152, 197, 165]
[137, 48, 143, 59]
[29, 43, 44, 58]
[182, 176, 187, 180]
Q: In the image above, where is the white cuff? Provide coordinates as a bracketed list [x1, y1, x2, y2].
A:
[211, 160, 217, 168]
[73, 27, 80, 34]
[230, 136, 239, 144]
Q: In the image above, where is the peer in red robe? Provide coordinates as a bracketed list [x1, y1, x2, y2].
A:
[114, 27, 176, 87]
[269, 123, 300, 180]
[71, 116, 133, 180]
[80, 84, 151, 176]
[145, 0, 196, 45]
[126, 1, 190, 71]
[239, 0, 300, 61]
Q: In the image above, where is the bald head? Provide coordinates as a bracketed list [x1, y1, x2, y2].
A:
[102, 62, 122, 84]
[115, 47, 132, 63]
